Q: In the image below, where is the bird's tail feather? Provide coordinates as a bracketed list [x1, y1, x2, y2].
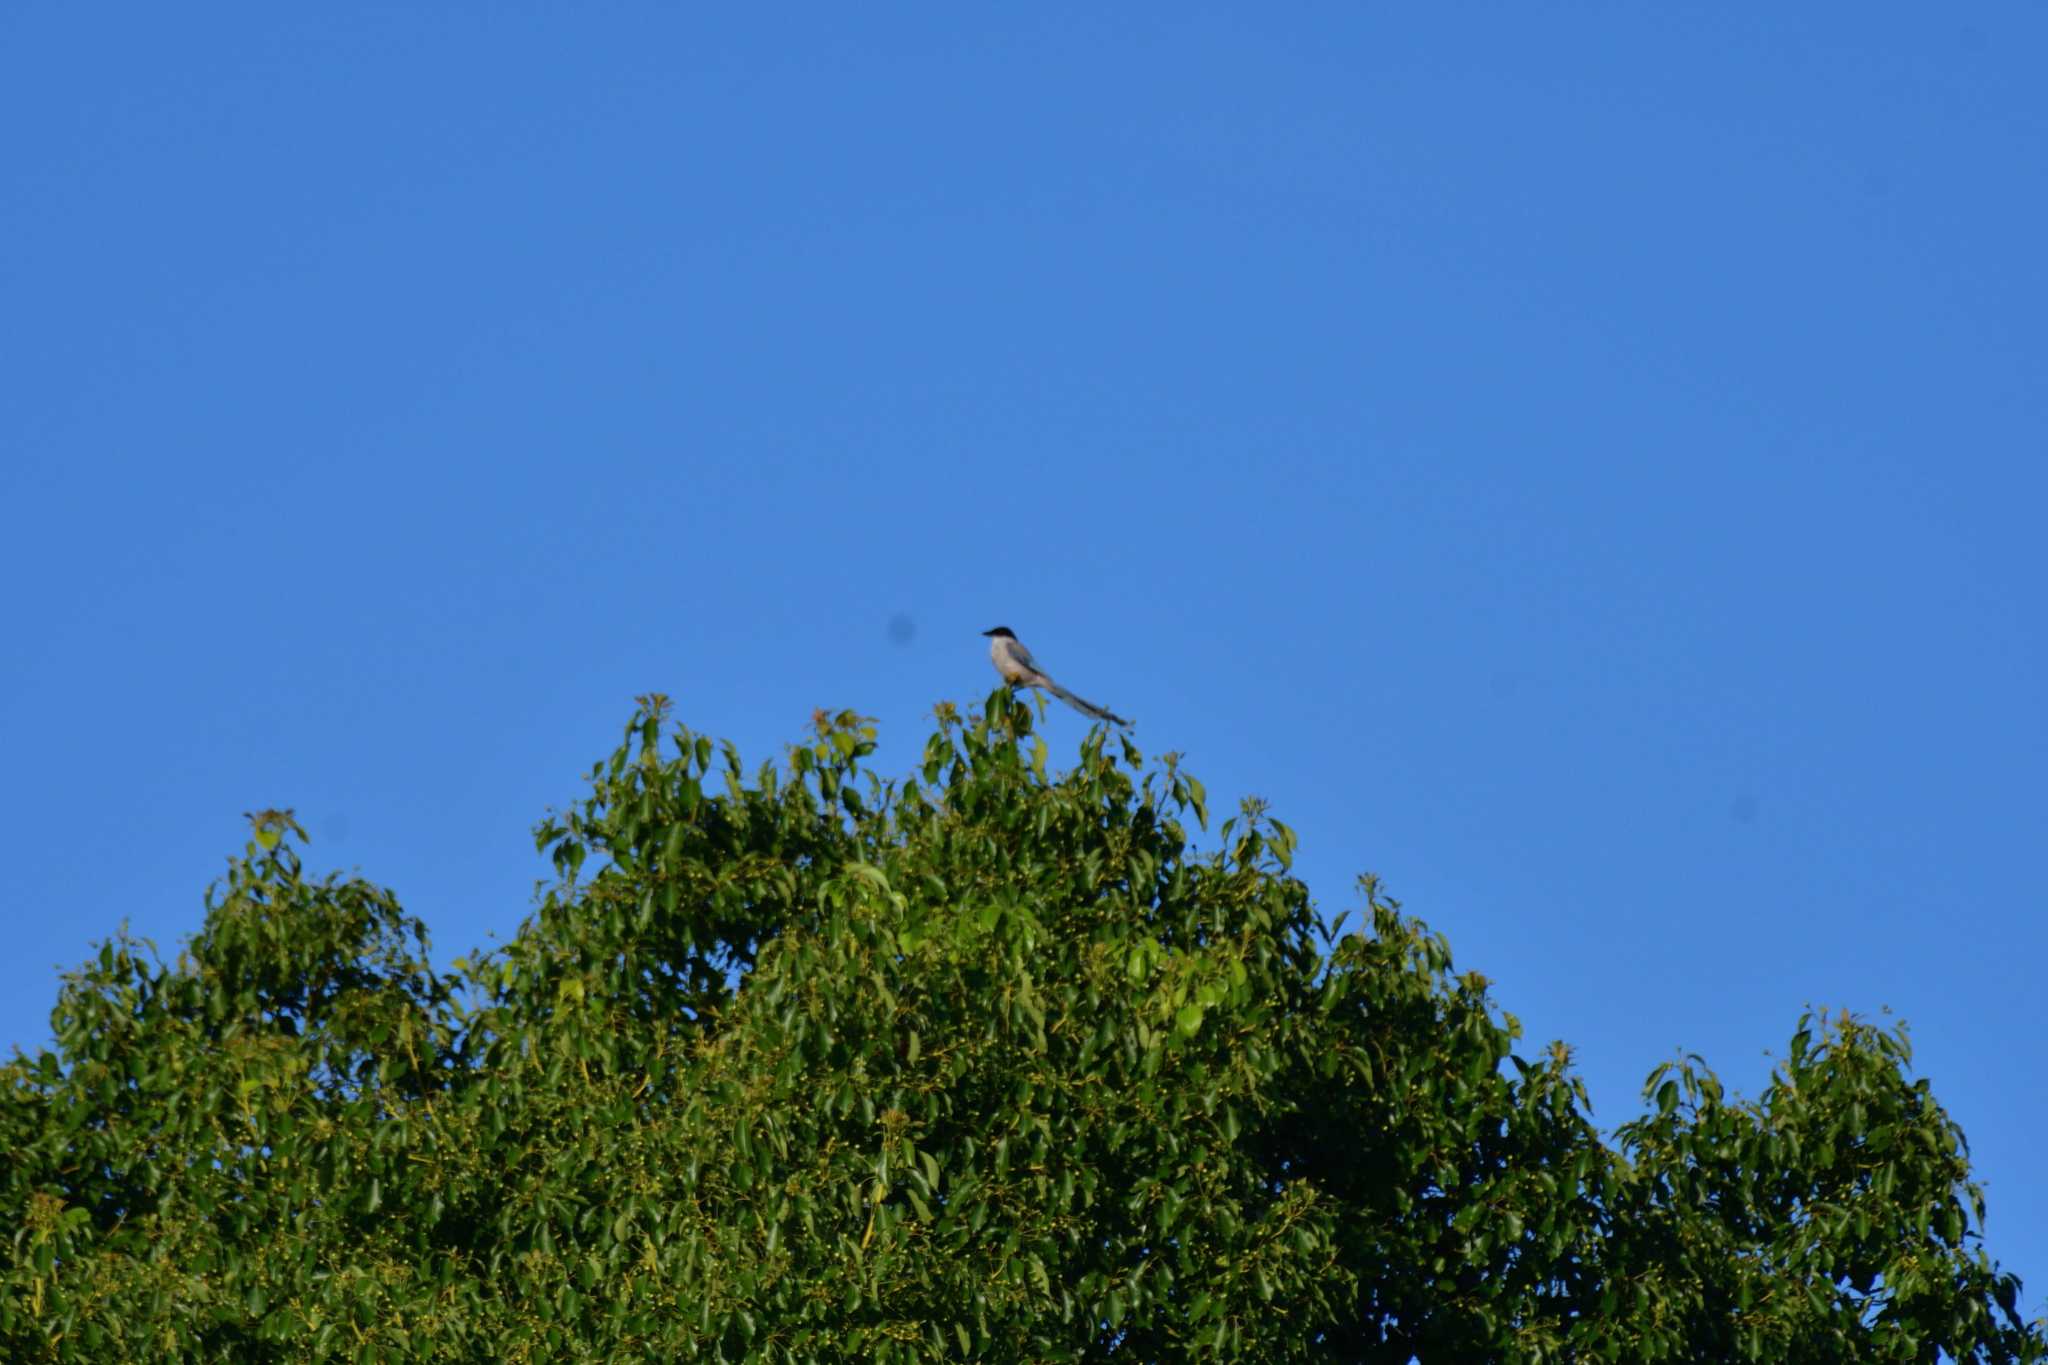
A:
[1045, 680, 1132, 729]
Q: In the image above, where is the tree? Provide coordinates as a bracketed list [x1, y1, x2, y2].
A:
[2, 693, 2039, 1361]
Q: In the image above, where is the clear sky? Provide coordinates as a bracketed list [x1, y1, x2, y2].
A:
[5, 3, 2043, 1318]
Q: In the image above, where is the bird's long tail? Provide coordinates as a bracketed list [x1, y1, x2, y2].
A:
[1044, 679, 1132, 729]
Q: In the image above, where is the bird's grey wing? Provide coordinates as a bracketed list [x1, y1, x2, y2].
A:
[1007, 639, 1044, 674]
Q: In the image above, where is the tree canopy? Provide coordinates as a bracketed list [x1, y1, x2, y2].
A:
[3, 693, 2039, 1361]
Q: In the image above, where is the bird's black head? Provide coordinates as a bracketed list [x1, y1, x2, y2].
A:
[981, 626, 1015, 639]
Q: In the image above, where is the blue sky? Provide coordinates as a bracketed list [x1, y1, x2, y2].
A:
[5, 3, 2043, 1316]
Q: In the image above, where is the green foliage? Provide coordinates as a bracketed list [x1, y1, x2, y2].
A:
[2, 695, 2039, 1361]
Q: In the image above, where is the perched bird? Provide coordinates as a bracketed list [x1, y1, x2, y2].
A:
[981, 626, 1132, 728]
